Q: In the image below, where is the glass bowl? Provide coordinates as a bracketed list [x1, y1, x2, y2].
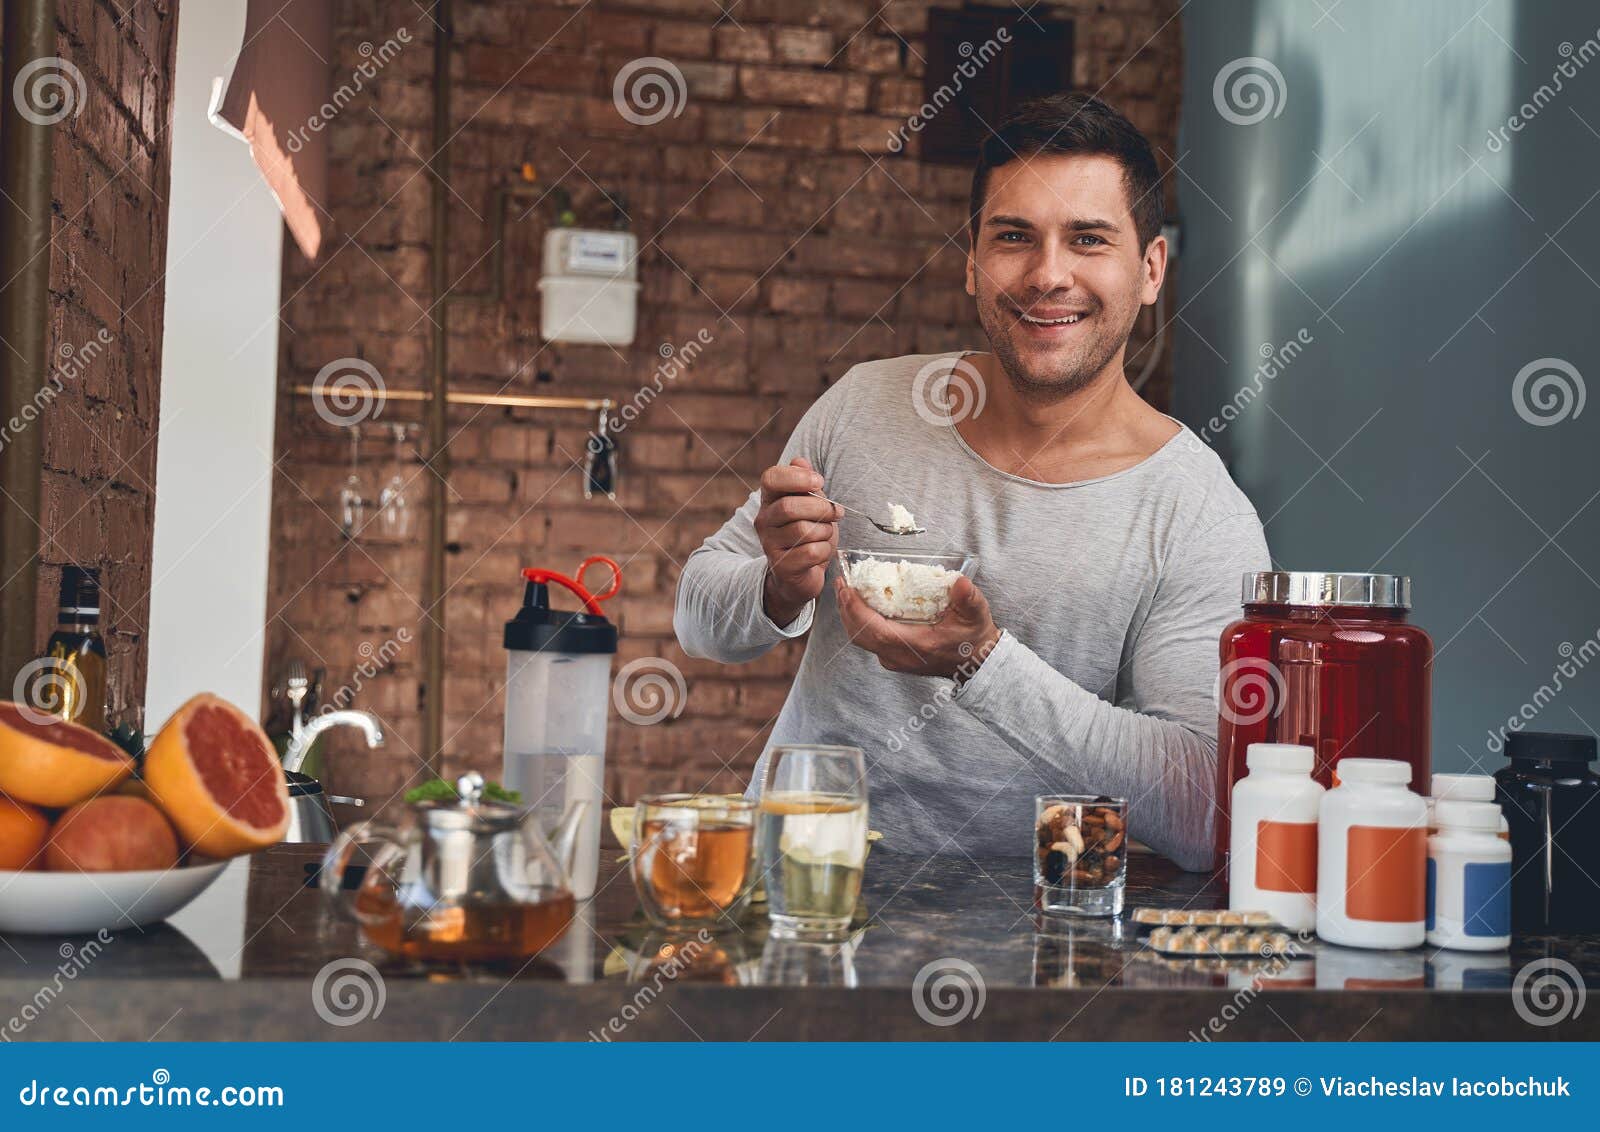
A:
[836, 549, 978, 624]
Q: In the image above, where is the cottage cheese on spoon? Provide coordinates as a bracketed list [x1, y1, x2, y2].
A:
[886, 503, 917, 534]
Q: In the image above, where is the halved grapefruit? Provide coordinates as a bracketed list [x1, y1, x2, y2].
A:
[143, 693, 290, 857]
[0, 701, 134, 807]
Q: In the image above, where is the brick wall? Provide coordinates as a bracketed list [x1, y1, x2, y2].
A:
[267, 0, 1183, 811]
[35, 0, 179, 730]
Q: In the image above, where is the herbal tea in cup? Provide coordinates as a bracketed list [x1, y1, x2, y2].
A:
[631, 794, 756, 927]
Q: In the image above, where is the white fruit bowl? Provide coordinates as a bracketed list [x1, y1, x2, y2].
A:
[0, 860, 229, 935]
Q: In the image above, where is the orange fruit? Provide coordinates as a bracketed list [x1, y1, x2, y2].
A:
[0, 701, 134, 807]
[0, 793, 50, 871]
[143, 693, 289, 857]
[45, 796, 180, 872]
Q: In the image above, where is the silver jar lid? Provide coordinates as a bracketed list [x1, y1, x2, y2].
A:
[1242, 571, 1411, 609]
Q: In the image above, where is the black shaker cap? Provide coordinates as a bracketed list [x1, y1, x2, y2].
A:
[502, 577, 617, 654]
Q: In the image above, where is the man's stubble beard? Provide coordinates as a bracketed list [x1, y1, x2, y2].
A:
[978, 290, 1139, 404]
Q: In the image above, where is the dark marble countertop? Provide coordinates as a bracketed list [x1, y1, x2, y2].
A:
[2, 842, 1596, 1041]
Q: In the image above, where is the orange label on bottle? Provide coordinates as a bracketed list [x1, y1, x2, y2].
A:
[1345, 825, 1425, 922]
[1254, 820, 1317, 893]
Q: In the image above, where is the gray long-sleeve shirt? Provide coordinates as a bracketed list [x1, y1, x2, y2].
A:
[674, 351, 1270, 870]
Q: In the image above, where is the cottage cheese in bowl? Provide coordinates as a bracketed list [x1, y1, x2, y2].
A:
[837, 550, 977, 623]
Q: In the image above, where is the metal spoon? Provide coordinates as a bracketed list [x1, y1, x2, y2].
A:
[808, 491, 925, 536]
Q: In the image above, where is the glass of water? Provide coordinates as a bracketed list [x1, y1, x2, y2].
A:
[758, 745, 868, 940]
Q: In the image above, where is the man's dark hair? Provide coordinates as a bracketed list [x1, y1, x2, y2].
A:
[968, 93, 1164, 250]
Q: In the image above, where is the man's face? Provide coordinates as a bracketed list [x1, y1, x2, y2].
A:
[965, 153, 1166, 399]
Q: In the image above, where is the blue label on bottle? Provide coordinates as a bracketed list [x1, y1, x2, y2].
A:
[1463, 860, 1511, 937]
[1425, 857, 1436, 930]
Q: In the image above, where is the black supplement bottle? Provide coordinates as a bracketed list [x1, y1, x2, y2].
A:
[1494, 731, 1600, 933]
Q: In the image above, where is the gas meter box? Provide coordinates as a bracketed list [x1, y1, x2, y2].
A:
[537, 229, 639, 345]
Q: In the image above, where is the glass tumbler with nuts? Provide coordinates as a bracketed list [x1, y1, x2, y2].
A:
[1034, 795, 1128, 917]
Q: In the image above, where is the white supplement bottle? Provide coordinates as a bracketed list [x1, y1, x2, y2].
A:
[1427, 772, 1509, 838]
[1317, 758, 1427, 949]
[1228, 742, 1323, 931]
[1427, 800, 1512, 951]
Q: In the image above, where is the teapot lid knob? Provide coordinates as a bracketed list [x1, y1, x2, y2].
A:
[455, 771, 485, 807]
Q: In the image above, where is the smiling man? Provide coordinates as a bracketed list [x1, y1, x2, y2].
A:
[675, 94, 1268, 870]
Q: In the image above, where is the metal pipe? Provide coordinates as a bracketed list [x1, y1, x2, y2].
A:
[292, 385, 614, 412]
[422, 0, 453, 770]
[0, 0, 60, 683]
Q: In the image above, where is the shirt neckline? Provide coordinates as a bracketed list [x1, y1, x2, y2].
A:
[939, 350, 1189, 490]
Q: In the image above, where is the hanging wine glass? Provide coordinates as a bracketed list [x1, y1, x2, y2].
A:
[337, 425, 366, 538]
[378, 423, 415, 539]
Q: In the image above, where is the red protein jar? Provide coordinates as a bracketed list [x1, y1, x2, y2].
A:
[1214, 572, 1432, 878]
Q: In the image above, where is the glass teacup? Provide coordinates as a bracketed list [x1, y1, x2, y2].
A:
[631, 794, 756, 928]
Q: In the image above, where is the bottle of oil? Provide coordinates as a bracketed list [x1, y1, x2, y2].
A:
[45, 566, 106, 730]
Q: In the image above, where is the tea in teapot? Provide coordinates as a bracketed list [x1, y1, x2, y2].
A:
[323, 772, 585, 964]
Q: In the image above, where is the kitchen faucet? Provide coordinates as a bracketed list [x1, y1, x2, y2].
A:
[283, 709, 384, 775]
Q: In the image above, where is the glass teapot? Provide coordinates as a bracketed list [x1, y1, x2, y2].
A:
[321, 771, 586, 964]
